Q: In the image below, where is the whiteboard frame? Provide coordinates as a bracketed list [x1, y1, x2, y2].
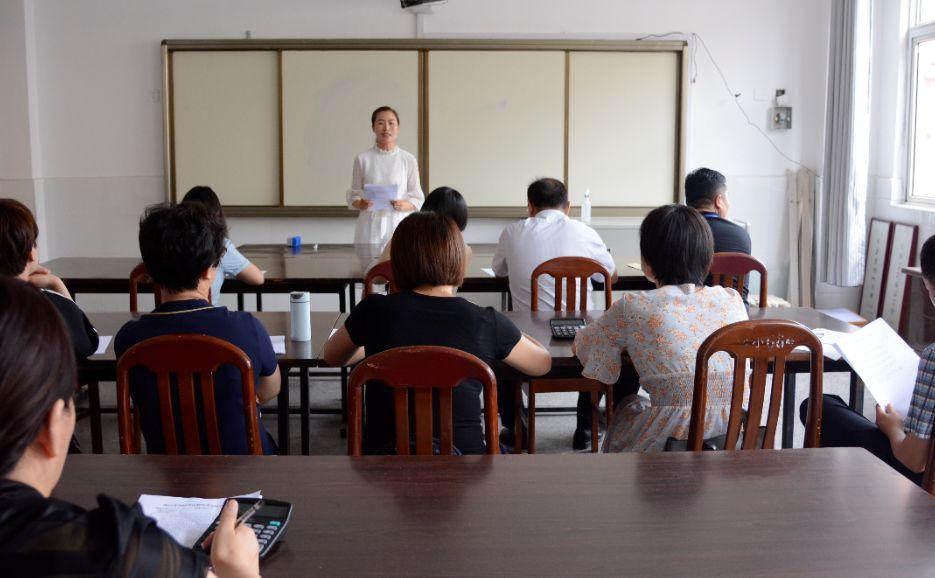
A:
[858, 218, 893, 321]
[880, 222, 919, 333]
[162, 38, 689, 218]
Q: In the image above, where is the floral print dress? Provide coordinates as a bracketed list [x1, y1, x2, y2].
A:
[574, 284, 748, 452]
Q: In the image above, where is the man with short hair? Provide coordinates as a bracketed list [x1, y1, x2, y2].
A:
[684, 167, 751, 255]
[115, 203, 281, 455]
[492, 178, 617, 450]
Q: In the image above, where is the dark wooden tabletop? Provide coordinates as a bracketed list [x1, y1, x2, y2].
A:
[84, 311, 341, 366]
[43, 243, 654, 293]
[55, 449, 935, 577]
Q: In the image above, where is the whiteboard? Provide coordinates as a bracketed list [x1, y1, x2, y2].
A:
[173, 51, 280, 206]
[427, 51, 565, 206]
[282, 51, 420, 206]
[568, 51, 679, 207]
[881, 223, 917, 331]
[858, 219, 891, 320]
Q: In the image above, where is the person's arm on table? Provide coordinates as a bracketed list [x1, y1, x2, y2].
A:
[503, 333, 551, 376]
[27, 266, 73, 300]
[323, 325, 365, 366]
[235, 264, 264, 286]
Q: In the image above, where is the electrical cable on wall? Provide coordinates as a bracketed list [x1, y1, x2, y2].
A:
[638, 31, 818, 177]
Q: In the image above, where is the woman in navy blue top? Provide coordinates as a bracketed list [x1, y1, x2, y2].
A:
[116, 203, 281, 455]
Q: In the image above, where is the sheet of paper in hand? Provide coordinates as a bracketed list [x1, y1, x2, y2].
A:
[363, 184, 398, 211]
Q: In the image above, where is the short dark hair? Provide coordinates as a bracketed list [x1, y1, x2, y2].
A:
[922, 235, 935, 283]
[685, 168, 727, 209]
[138, 203, 227, 292]
[527, 178, 568, 210]
[0, 278, 76, 476]
[390, 212, 465, 291]
[181, 185, 227, 228]
[640, 204, 714, 286]
[422, 187, 468, 232]
[371, 105, 399, 126]
[0, 198, 39, 276]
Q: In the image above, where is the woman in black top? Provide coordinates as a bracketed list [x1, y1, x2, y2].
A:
[0, 198, 99, 359]
[0, 278, 261, 578]
[325, 211, 552, 454]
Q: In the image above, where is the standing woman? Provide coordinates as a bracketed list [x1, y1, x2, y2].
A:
[347, 106, 424, 247]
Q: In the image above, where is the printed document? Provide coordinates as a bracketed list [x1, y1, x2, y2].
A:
[94, 336, 112, 356]
[363, 184, 398, 211]
[138, 491, 262, 548]
[270, 335, 286, 355]
[834, 318, 920, 416]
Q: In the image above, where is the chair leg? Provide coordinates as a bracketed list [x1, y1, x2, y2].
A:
[605, 383, 614, 429]
[513, 383, 523, 454]
[528, 389, 537, 454]
[590, 391, 599, 453]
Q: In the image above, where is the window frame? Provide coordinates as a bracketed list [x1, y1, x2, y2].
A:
[905, 17, 935, 205]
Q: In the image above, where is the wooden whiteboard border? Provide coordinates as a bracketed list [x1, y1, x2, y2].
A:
[162, 38, 688, 218]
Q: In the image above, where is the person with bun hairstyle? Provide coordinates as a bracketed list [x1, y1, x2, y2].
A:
[347, 105, 424, 247]
[0, 278, 262, 577]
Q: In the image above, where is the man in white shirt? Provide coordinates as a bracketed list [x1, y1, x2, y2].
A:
[492, 178, 617, 450]
[492, 178, 617, 311]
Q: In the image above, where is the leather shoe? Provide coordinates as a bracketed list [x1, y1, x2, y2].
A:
[572, 427, 596, 451]
[499, 427, 527, 452]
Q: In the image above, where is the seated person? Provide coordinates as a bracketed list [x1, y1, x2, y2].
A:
[574, 204, 748, 452]
[0, 198, 99, 359]
[800, 234, 935, 485]
[324, 211, 552, 454]
[379, 186, 472, 262]
[115, 203, 281, 455]
[684, 167, 753, 301]
[491, 178, 617, 449]
[181, 186, 265, 305]
[0, 277, 261, 578]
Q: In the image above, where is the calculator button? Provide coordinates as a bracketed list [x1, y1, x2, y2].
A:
[269, 521, 281, 526]
[258, 539, 269, 545]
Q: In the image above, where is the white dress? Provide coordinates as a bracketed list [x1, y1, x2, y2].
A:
[347, 145, 424, 247]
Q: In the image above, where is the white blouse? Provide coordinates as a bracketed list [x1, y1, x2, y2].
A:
[346, 145, 424, 247]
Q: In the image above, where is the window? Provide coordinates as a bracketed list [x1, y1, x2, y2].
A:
[907, 1, 935, 203]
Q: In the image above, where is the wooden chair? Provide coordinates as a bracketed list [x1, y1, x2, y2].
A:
[129, 263, 163, 313]
[687, 319, 823, 451]
[347, 346, 498, 456]
[363, 260, 396, 298]
[709, 252, 768, 307]
[523, 256, 613, 453]
[116, 334, 263, 455]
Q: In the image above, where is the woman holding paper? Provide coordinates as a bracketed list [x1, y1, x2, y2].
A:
[347, 105, 424, 247]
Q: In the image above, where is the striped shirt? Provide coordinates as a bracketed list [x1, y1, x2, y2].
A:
[905, 344, 935, 439]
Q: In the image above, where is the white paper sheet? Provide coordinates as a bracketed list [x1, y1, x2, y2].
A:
[791, 328, 849, 361]
[834, 318, 920, 416]
[363, 184, 398, 211]
[626, 262, 643, 271]
[94, 335, 112, 356]
[138, 490, 262, 548]
[481, 267, 496, 277]
[819, 307, 866, 324]
[270, 335, 286, 355]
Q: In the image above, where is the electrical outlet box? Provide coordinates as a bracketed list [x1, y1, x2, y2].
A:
[771, 106, 792, 130]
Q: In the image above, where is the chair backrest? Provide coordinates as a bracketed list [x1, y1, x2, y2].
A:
[115, 334, 262, 455]
[530, 256, 612, 312]
[709, 252, 768, 306]
[688, 319, 823, 451]
[347, 346, 499, 456]
[129, 263, 164, 313]
[363, 260, 396, 298]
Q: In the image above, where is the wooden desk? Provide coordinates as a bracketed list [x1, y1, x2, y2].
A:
[56, 449, 935, 577]
[82, 311, 342, 456]
[44, 245, 654, 312]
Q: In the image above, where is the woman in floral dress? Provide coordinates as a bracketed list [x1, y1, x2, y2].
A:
[574, 204, 748, 452]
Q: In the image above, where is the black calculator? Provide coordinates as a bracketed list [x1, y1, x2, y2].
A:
[550, 317, 586, 339]
[194, 498, 292, 559]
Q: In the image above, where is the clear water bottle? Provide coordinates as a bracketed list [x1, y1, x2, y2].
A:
[581, 188, 592, 224]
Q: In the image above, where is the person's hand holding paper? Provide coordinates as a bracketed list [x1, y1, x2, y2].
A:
[363, 184, 398, 211]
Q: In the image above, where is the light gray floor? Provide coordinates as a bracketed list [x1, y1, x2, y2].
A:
[74, 369, 869, 455]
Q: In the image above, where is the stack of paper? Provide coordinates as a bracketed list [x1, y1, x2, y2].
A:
[270, 335, 286, 355]
[792, 328, 851, 361]
[138, 491, 262, 548]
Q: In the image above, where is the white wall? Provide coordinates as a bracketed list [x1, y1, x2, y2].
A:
[3, 0, 832, 305]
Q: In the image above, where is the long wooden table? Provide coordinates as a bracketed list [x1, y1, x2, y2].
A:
[81, 307, 856, 454]
[56, 449, 935, 577]
[43, 244, 654, 312]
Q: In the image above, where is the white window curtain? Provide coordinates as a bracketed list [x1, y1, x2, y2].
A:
[821, 0, 873, 286]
